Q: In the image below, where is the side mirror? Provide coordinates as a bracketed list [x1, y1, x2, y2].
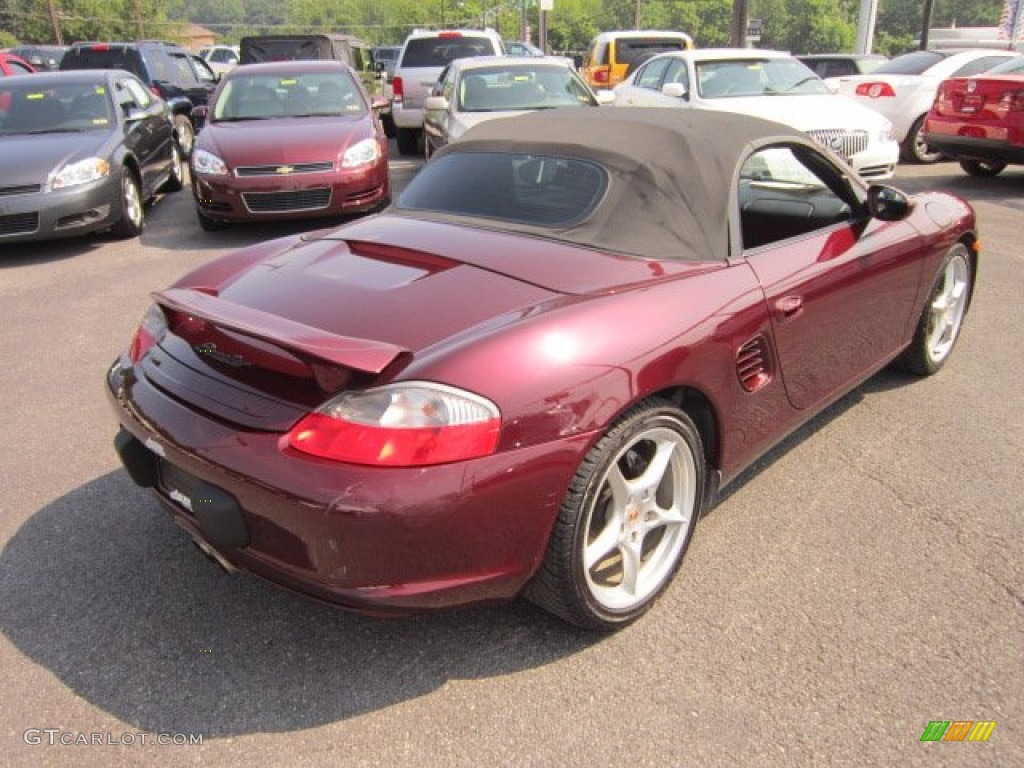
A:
[662, 82, 689, 100]
[866, 184, 912, 221]
[125, 107, 147, 122]
[595, 90, 616, 105]
[423, 95, 449, 112]
[370, 96, 389, 111]
[192, 105, 209, 121]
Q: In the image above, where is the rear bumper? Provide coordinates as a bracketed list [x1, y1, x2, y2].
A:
[107, 356, 590, 614]
[922, 133, 1024, 165]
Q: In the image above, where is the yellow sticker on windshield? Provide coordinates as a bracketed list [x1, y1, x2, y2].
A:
[95, 87, 106, 94]
[92, 119, 109, 125]
[280, 79, 297, 85]
[26, 93, 44, 100]
[513, 75, 530, 81]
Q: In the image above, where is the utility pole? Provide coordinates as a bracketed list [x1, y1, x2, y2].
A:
[920, 0, 936, 49]
[730, 0, 749, 48]
[47, 0, 64, 45]
[855, 0, 879, 54]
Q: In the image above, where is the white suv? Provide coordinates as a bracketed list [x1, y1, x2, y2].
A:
[392, 28, 504, 155]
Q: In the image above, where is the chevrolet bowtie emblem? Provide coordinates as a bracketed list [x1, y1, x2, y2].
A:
[275, 165, 295, 174]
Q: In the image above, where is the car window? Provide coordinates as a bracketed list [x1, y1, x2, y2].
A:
[214, 72, 364, 120]
[398, 151, 607, 227]
[457, 65, 596, 111]
[615, 38, 689, 66]
[698, 58, 830, 98]
[118, 76, 154, 112]
[739, 146, 853, 250]
[951, 56, 1015, 78]
[9, 60, 34, 76]
[402, 37, 497, 67]
[167, 52, 201, 86]
[872, 50, 946, 75]
[211, 49, 238, 65]
[636, 58, 671, 89]
[1, 80, 115, 133]
[663, 58, 688, 88]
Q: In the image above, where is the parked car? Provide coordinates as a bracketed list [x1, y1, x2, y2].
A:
[923, 56, 1024, 176]
[108, 108, 977, 630]
[581, 30, 693, 90]
[371, 45, 402, 137]
[7, 44, 67, 71]
[239, 34, 375, 95]
[0, 70, 182, 244]
[0, 52, 36, 77]
[423, 56, 612, 158]
[613, 48, 899, 180]
[189, 61, 389, 231]
[199, 44, 240, 77]
[834, 48, 1020, 163]
[391, 27, 505, 155]
[59, 40, 217, 158]
[797, 53, 888, 79]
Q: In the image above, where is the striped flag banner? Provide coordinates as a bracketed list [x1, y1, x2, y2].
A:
[999, 0, 1024, 39]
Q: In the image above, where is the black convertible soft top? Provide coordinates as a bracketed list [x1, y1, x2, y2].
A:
[396, 107, 811, 263]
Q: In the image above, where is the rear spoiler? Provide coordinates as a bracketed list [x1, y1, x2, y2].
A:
[154, 288, 407, 374]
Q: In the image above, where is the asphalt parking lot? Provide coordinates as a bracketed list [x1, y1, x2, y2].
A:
[1, 154, 1021, 767]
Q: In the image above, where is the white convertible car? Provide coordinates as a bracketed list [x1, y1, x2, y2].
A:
[613, 48, 899, 180]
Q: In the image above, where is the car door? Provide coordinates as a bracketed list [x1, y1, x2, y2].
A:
[116, 75, 170, 194]
[739, 144, 924, 410]
[424, 64, 453, 150]
[616, 56, 671, 106]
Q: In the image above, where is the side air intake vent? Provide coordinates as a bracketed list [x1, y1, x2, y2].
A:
[736, 336, 773, 393]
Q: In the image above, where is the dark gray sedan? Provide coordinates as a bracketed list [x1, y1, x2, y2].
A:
[0, 70, 183, 244]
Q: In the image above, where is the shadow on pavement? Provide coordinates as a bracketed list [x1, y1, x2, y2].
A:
[0, 471, 597, 737]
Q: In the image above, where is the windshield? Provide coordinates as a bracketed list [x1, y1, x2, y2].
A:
[401, 36, 498, 68]
[987, 57, 1024, 75]
[213, 72, 365, 121]
[0, 80, 114, 134]
[459, 65, 597, 111]
[872, 50, 947, 75]
[696, 57, 831, 98]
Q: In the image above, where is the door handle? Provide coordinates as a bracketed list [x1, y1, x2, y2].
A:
[775, 295, 803, 318]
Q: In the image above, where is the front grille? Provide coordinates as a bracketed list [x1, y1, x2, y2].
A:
[242, 188, 331, 213]
[806, 129, 869, 162]
[0, 184, 41, 197]
[0, 212, 39, 236]
[736, 336, 772, 393]
[235, 162, 335, 177]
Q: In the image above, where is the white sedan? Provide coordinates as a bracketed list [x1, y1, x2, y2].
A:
[614, 48, 899, 180]
[834, 48, 1020, 163]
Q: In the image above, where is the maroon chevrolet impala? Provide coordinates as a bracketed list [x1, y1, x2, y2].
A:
[109, 109, 977, 629]
[189, 60, 390, 231]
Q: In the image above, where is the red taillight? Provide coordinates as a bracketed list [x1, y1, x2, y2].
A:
[88, 44, 110, 52]
[128, 305, 168, 364]
[593, 68, 609, 85]
[286, 412, 500, 467]
[855, 82, 895, 98]
[438, 32, 463, 39]
[285, 383, 501, 467]
[1003, 89, 1024, 112]
[392, 75, 404, 103]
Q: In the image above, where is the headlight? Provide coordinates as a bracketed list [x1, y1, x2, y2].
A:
[286, 382, 501, 466]
[192, 148, 229, 176]
[341, 138, 381, 169]
[52, 157, 110, 190]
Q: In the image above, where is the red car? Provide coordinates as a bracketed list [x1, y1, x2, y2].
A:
[109, 109, 977, 630]
[190, 60, 390, 230]
[0, 52, 35, 77]
[924, 57, 1024, 176]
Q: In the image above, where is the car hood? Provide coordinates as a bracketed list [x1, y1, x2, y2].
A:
[199, 116, 373, 165]
[451, 109, 532, 141]
[701, 93, 890, 131]
[171, 214, 713, 361]
[0, 131, 110, 185]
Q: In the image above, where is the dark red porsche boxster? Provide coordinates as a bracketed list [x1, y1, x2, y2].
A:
[109, 109, 977, 630]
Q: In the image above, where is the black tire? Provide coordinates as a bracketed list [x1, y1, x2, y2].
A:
[901, 115, 942, 164]
[525, 399, 704, 630]
[959, 158, 1006, 177]
[111, 168, 144, 238]
[894, 242, 973, 376]
[160, 141, 184, 193]
[381, 112, 396, 139]
[196, 206, 227, 232]
[396, 127, 420, 156]
[173, 114, 195, 159]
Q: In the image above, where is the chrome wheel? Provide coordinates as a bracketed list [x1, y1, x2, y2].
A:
[583, 425, 697, 611]
[111, 169, 143, 238]
[924, 249, 970, 366]
[895, 242, 973, 376]
[526, 401, 704, 630]
[174, 115, 194, 158]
